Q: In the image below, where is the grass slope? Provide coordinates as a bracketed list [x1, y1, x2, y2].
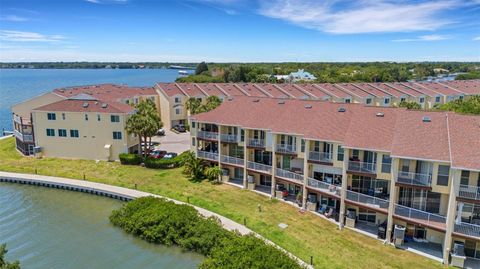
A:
[0, 137, 443, 269]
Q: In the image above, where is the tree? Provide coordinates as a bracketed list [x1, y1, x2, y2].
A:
[195, 61, 209, 75]
[185, 97, 202, 115]
[398, 100, 422, 110]
[125, 99, 162, 158]
[204, 96, 222, 111]
[182, 151, 205, 181]
[204, 165, 222, 183]
[0, 244, 20, 269]
[437, 96, 480, 114]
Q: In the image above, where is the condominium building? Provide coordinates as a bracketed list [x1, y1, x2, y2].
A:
[11, 84, 158, 160]
[189, 96, 480, 267]
[156, 80, 480, 129]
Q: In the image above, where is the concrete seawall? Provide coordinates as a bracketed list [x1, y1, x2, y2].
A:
[0, 171, 312, 269]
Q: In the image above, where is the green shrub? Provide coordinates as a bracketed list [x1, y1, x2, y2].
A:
[110, 197, 303, 269]
[119, 153, 142, 165]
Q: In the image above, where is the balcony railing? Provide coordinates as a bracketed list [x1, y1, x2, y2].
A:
[197, 131, 218, 140]
[14, 130, 33, 142]
[276, 144, 296, 154]
[308, 151, 333, 163]
[247, 161, 272, 173]
[221, 155, 244, 166]
[347, 161, 376, 174]
[275, 168, 303, 183]
[394, 204, 446, 227]
[346, 190, 389, 209]
[397, 171, 432, 187]
[454, 222, 480, 238]
[197, 151, 218, 161]
[220, 134, 237, 143]
[307, 177, 341, 196]
[459, 184, 480, 201]
[247, 138, 265, 148]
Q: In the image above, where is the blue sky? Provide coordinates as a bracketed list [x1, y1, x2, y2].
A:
[0, 0, 479, 62]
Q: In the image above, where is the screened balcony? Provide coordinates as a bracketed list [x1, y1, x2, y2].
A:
[459, 185, 480, 201]
[247, 161, 272, 173]
[197, 150, 218, 161]
[347, 161, 376, 174]
[275, 168, 303, 184]
[197, 131, 218, 141]
[220, 155, 244, 166]
[308, 151, 333, 163]
[397, 171, 432, 187]
[394, 204, 446, 230]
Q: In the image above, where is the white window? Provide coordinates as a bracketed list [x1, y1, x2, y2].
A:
[419, 97, 425, 103]
[384, 98, 390, 105]
[344, 98, 351, 103]
[400, 97, 406, 103]
[366, 98, 372, 105]
[174, 97, 181, 103]
[435, 96, 441, 103]
[175, 108, 181, 115]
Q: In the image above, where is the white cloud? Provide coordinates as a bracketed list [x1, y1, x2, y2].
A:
[0, 15, 28, 22]
[259, 0, 458, 34]
[0, 30, 66, 42]
[473, 36, 480, 41]
[392, 34, 451, 42]
[85, 0, 128, 4]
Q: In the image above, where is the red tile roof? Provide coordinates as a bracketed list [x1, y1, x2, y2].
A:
[33, 99, 134, 114]
[54, 84, 156, 102]
[191, 96, 480, 170]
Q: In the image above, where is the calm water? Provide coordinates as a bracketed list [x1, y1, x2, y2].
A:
[0, 183, 203, 269]
[0, 69, 180, 132]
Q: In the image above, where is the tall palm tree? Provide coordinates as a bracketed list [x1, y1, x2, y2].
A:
[185, 97, 202, 115]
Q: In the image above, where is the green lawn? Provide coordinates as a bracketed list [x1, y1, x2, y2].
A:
[0, 137, 443, 269]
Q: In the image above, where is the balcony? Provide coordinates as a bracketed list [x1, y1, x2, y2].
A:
[394, 204, 446, 230]
[221, 155, 244, 166]
[14, 130, 33, 142]
[397, 171, 432, 188]
[454, 222, 480, 238]
[197, 150, 218, 161]
[275, 168, 303, 184]
[308, 151, 333, 163]
[346, 190, 389, 210]
[247, 138, 265, 148]
[247, 161, 272, 173]
[275, 144, 296, 154]
[347, 161, 376, 174]
[459, 185, 480, 201]
[197, 131, 218, 141]
[307, 177, 341, 197]
[220, 134, 237, 143]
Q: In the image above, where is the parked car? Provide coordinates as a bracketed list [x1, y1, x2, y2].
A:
[150, 150, 167, 159]
[172, 124, 186, 133]
[157, 128, 165, 136]
[163, 152, 178, 159]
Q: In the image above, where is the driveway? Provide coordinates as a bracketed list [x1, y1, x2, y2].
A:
[151, 130, 190, 154]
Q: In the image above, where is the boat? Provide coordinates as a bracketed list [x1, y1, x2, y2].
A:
[178, 70, 189, 76]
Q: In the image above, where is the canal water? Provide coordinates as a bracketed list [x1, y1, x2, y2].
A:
[0, 183, 203, 269]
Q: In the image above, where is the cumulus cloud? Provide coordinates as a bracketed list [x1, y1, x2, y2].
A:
[258, 0, 458, 34]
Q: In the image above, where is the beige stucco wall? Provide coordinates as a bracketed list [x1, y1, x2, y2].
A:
[12, 92, 65, 118]
[32, 110, 135, 161]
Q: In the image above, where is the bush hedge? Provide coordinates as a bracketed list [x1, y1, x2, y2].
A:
[144, 151, 188, 169]
[119, 153, 142, 165]
[110, 197, 303, 269]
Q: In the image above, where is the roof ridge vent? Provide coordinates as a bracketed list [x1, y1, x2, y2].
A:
[422, 116, 431, 122]
[376, 112, 384, 117]
[304, 105, 312, 109]
[102, 103, 108, 108]
[338, 107, 346, 112]
[82, 102, 89, 108]
[278, 100, 285, 104]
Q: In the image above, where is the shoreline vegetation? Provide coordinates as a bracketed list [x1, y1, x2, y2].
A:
[110, 197, 303, 269]
[2, 61, 479, 83]
[0, 137, 444, 269]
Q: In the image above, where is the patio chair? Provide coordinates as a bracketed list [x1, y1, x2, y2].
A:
[319, 204, 327, 214]
[325, 207, 334, 218]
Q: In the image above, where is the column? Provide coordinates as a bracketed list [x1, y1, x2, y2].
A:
[302, 140, 310, 209]
[217, 125, 222, 182]
[386, 157, 399, 243]
[270, 134, 277, 198]
[339, 148, 350, 229]
[243, 129, 248, 189]
[443, 169, 460, 265]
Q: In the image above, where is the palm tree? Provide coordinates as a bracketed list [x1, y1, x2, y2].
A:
[204, 96, 222, 111]
[204, 165, 222, 183]
[125, 99, 162, 158]
[185, 97, 202, 115]
[182, 151, 205, 181]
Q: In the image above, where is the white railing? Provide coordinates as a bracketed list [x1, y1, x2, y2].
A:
[275, 168, 303, 183]
[220, 134, 237, 143]
[307, 177, 341, 196]
[13, 114, 22, 124]
[14, 130, 23, 141]
[197, 150, 218, 161]
[394, 204, 446, 226]
[347, 161, 376, 173]
[197, 131, 218, 140]
[247, 138, 265, 148]
[397, 171, 432, 187]
[459, 184, 480, 200]
[346, 190, 389, 209]
[454, 222, 480, 238]
[276, 144, 296, 154]
[247, 161, 272, 173]
[308, 151, 333, 163]
[221, 155, 244, 166]
[23, 134, 33, 142]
